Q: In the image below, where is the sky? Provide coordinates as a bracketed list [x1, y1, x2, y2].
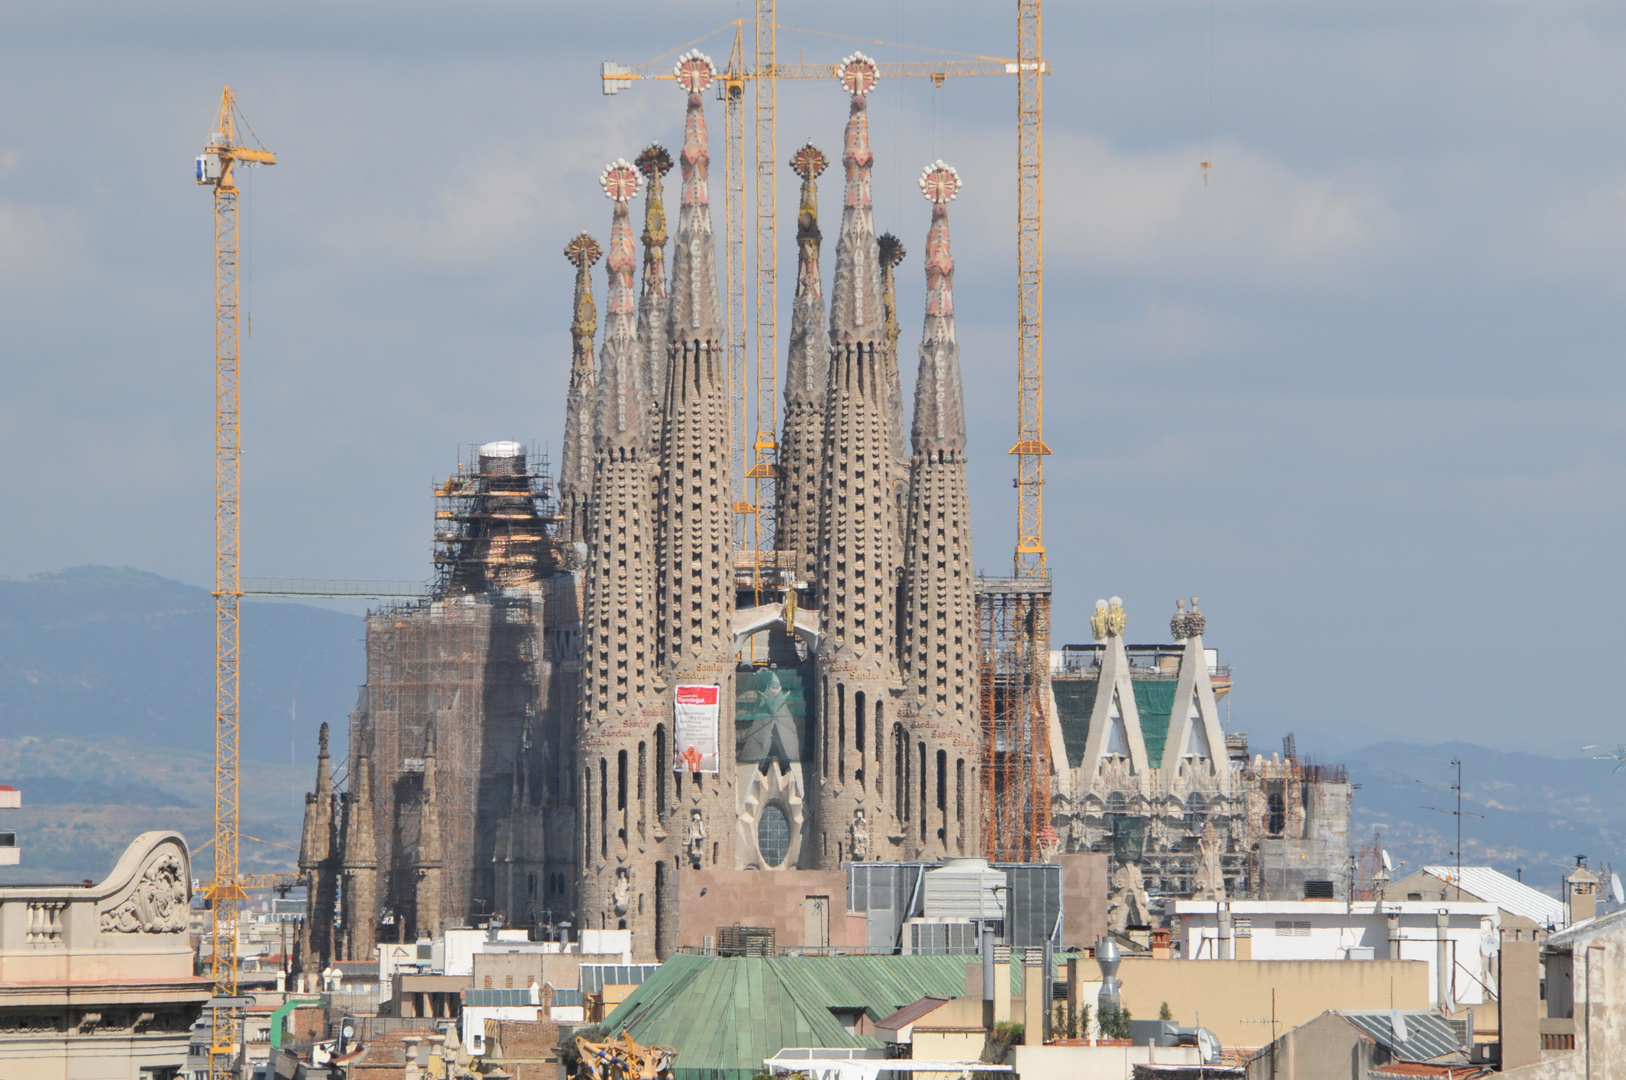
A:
[2, 1, 1624, 757]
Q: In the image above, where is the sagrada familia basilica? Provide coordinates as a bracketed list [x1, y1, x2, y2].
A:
[295, 51, 1350, 971]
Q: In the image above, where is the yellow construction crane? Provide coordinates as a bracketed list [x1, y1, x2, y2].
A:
[601, 5, 1045, 591]
[195, 85, 274, 1080]
[1012, 0, 1048, 580]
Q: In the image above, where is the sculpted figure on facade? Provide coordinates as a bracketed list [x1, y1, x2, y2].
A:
[685, 809, 707, 869]
[612, 867, 631, 917]
[849, 808, 871, 861]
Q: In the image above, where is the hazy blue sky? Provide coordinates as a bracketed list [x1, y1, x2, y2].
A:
[2, 1, 1623, 755]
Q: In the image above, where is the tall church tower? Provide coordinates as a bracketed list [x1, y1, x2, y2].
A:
[900, 163, 981, 858]
[340, 753, 378, 962]
[412, 723, 444, 939]
[776, 143, 831, 585]
[813, 54, 905, 867]
[658, 52, 737, 887]
[559, 234, 602, 547]
[579, 160, 664, 958]
[296, 722, 337, 978]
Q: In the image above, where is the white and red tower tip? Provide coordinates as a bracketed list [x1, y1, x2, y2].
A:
[919, 160, 962, 204]
[601, 159, 639, 203]
[838, 52, 879, 96]
[674, 50, 716, 94]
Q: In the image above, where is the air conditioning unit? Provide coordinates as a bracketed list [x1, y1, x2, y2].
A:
[903, 920, 979, 955]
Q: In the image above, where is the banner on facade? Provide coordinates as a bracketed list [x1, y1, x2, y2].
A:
[673, 684, 720, 774]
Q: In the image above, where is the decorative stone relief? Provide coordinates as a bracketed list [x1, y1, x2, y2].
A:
[100, 851, 188, 934]
[848, 808, 871, 861]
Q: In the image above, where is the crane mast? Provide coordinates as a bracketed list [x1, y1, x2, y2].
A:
[195, 85, 273, 1080]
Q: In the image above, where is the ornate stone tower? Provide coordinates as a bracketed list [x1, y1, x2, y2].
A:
[657, 51, 737, 887]
[813, 54, 906, 868]
[296, 722, 337, 976]
[900, 163, 981, 858]
[776, 143, 831, 586]
[559, 233, 602, 547]
[341, 753, 378, 962]
[635, 144, 673, 418]
[579, 159, 664, 958]
[412, 723, 444, 939]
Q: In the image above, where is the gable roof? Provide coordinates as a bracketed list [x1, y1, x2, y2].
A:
[1336, 1010, 1466, 1062]
[1546, 904, 1626, 950]
[1421, 866, 1567, 927]
[602, 954, 990, 1080]
[874, 996, 951, 1037]
[1052, 679, 1178, 768]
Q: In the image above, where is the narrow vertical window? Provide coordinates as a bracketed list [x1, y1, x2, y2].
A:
[956, 758, 965, 825]
[838, 684, 847, 783]
[919, 743, 928, 841]
[655, 724, 667, 820]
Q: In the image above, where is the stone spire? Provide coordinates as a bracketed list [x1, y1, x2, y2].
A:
[635, 144, 674, 412]
[298, 722, 334, 872]
[666, 53, 724, 344]
[297, 722, 337, 977]
[341, 751, 378, 962]
[827, 54, 884, 343]
[909, 164, 967, 454]
[775, 143, 830, 584]
[560, 233, 602, 546]
[413, 723, 444, 939]
[813, 53, 906, 868]
[594, 160, 650, 452]
[900, 162, 979, 856]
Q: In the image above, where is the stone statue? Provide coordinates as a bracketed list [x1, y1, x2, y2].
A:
[1107, 860, 1152, 934]
[685, 808, 707, 869]
[612, 867, 631, 916]
[849, 808, 871, 861]
[1193, 820, 1225, 900]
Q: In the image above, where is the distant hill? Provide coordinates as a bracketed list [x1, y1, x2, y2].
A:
[0, 734, 306, 886]
[1341, 740, 1626, 900]
[0, 566, 363, 765]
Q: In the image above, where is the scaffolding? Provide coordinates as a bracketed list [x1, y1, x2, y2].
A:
[975, 577, 1053, 862]
[433, 442, 557, 598]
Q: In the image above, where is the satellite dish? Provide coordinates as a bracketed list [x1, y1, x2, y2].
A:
[1381, 850, 1393, 873]
[1611, 873, 1623, 905]
[1480, 927, 1500, 958]
[1391, 1010, 1409, 1043]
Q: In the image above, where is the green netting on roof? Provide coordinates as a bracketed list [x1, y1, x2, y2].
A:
[1132, 681, 1178, 768]
[602, 953, 1011, 1080]
[1052, 679, 1097, 768]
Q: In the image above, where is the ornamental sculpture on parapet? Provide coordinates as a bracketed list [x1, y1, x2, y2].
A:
[1090, 596, 1127, 641]
[100, 851, 188, 934]
[577, 1032, 676, 1080]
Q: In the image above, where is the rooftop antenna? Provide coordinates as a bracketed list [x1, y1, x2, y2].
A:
[1582, 744, 1626, 773]
[1415, 757, 1483, 901]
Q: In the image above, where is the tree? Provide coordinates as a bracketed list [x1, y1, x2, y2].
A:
[1159, 1001, 1174, 1022]
[1098, 1003, 1133, 1040]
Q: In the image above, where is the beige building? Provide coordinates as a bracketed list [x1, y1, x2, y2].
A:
[0, 830, 210, 1080]
[1502, 904, 1626, 1078]
[1070, 956, 1431, 1049]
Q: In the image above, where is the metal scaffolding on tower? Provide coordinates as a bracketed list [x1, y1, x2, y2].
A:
[978, 0, 1054, 863]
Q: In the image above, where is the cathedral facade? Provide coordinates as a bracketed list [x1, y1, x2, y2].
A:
[300, 52, 985, 966]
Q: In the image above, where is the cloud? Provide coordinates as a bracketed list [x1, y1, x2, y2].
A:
[0, 201, 89, 285]
[317, 101, 666, 273]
